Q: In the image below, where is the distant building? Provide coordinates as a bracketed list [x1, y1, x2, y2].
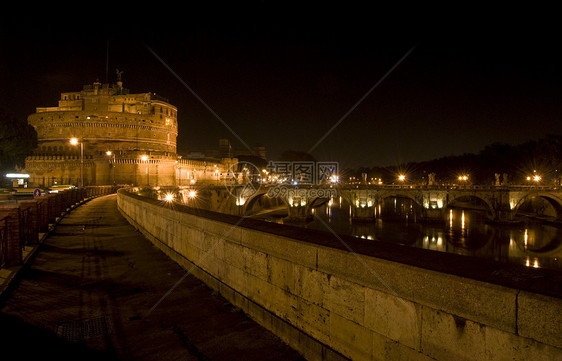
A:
[218, 139, 266, 160]
[187, 139, 266, 163]
[23, 78, 236, 187]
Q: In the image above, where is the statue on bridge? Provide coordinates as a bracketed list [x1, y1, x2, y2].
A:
[428, 173, 436, 186]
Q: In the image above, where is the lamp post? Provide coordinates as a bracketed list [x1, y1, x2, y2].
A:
[106, 151, 116, 185]
[70, 137, 83, 187]
[458, 175, 469, 187]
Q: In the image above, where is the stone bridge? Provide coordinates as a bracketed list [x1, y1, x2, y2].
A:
[195, 184, 562, 223]
[342, 185, 562, 223]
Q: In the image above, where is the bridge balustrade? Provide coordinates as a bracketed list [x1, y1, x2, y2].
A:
[339, 183, 560, 191]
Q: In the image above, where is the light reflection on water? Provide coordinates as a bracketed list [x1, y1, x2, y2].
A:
[262, 198, 562, 272]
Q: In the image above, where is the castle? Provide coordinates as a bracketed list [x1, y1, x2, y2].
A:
[23, 76, 237, 187]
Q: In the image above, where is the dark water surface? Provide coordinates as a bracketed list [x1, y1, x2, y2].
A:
[258, 198, 562, 272]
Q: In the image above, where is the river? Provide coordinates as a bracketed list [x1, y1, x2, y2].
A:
[256, 197, 562, 272]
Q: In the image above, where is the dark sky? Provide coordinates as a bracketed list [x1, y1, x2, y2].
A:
[2, 7, 561, 169]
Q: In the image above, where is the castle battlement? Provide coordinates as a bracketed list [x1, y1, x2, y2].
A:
[23, 79, 233, 187]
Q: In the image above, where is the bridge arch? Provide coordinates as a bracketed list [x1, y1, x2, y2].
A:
[511, 192, 562, 221]
[242, 189, 285, 217]
[378, 191, 423, 209]
[446, 194, 496, 219]
[241, 186, 337, 221]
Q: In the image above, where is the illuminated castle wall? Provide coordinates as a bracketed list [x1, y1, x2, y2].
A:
[24, 79, 235, 187]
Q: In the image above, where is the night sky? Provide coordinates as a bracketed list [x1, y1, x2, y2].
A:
[1, 8, 561, 169]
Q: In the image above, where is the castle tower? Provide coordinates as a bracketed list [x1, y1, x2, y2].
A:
[23, 78, 179, 187]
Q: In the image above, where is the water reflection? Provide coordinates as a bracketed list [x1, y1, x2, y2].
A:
[259, 197, 562, 271]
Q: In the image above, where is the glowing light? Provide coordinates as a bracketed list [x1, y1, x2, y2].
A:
[164, 193, 175, 202]
[398, 174, 406, 181]
[5, 173, 29, 178]
[458, 175, 468, 181]
[69, 137, 79, 145]
[106, 151, 112, 156]
[188, 190, 197, 198]
[528, 172, 541, 182]
[330, 175, 339, 183]
[141, 155, 148, 161]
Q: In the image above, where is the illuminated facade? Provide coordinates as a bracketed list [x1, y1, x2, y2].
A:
[23, 79, 235, 187]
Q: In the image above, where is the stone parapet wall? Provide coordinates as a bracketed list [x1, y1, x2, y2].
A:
[117, 189, 562, 361]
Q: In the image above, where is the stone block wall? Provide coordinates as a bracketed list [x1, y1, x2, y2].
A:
[117, 190, 562, 361]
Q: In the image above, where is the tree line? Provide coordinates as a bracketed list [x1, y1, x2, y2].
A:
[0, 109, 38, 176]
[344, 135, 562, 185]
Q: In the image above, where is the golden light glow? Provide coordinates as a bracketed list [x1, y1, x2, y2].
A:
[141, 155, 148, 161]
[106, 151, 112, 156]
[70, 137, 79, 145]
[164, 193, 175, 202]
[458, 175, 468, 181]
[188, 190, 197, 198]
[398, 174, 406, 181]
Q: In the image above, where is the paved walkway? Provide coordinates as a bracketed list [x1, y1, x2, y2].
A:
[0, 194, 304, 361]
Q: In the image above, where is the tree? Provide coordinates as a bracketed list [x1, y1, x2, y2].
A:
[277, 150, 316, 162]
[0, 109, 38, 174]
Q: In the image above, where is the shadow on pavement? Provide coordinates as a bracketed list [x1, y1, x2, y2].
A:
[0, 312, 119, 360]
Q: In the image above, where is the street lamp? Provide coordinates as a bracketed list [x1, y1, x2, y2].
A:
[141, 155, 149, 186]
[527, 170, 541, 185]
[106, 151, 116, 185]
[70, 137, 83, 187]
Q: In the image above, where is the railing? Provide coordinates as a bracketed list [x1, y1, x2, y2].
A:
[336, 183, 561, 191]
[0, 186, 118, 270]
[0, 216, 8, 268]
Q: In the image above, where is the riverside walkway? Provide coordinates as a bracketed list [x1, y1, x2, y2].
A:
[0, 194, 304, 361]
